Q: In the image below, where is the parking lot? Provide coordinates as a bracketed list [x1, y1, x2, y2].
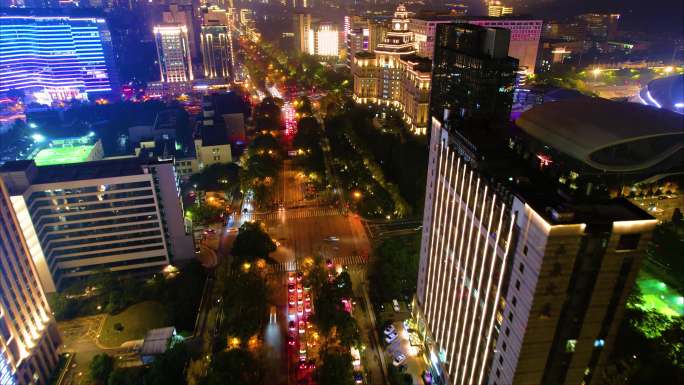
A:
[377, 301, 430, 385]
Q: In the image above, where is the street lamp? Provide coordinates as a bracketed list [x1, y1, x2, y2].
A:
[353, 191, 362, 199]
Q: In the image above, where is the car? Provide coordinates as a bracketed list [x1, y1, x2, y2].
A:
[384, 324, 396, 335]
[298, 320, 306, 333]
[296, 271, 303, 281]
[288, 336, 295, 346]
[297, 285, 303, 294]
[305, 304, 312, 313]
[305, 294, 311, 302]
[392, 299, 400, 312]
[297, 306, 304, 316]
[288, 283, 295, 293]
[392, 353, 407, 366]
[326, 236, 339, 242]
[288, 273, 296, 283]
[354, 372, 364, 384]
[288, 321, 295, 331]
[297, 297, 303, 306]
[289, 296, 296, 306]
[326, 259, 333, 268]
[385, 332, 398, 344]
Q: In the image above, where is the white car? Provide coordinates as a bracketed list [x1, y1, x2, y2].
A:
[392, 353, 407, 366]
[385, 332, 398, 344]
[384, 325, 396, 336]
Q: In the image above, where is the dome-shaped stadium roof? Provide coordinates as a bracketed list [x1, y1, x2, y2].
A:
[516, 97, 684, 172]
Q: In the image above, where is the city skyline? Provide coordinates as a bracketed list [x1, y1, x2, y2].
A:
[0, 1, 681, 385]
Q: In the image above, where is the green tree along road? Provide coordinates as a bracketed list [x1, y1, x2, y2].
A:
[292, 116, 327, 188]
[369, 234, 421, 304]
[230, 221, 277, 266]
[315, 350, 356, 385]
[89, 354, 114, 385]
[205, 349, 265, 385]
[219, 271, 268, 343]
[188, 163, 240, 193]
[325, 105, 407, 218]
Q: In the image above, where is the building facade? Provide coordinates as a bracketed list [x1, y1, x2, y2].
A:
[429, 24, 517, 138]
[0, 158, 194, 292]
[351, 4, 431, 134]
[154, 24, 194, 83]
[0, 15, 118, 103]
[414, 24, 673, 385]
[0, 179, 60, 385]
[200, 6, 235, 80]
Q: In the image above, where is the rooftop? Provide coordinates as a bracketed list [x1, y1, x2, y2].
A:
[0, 157, 147, 184]
[141, 327, 176, 357]
[516, 97, 684, 172]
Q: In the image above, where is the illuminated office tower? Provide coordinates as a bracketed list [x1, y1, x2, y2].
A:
[154, 24, 194, 82]
[0, 179, 60, 385]
[200, 7, 234, 79]
[315, 23, 339, 57]
[163, 4, 199, 61]
[487, 1, 513, 17]
[415, 23, 669, 385]
[0, 15, 118, 103]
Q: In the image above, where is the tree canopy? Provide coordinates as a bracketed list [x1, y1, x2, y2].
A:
[205, 349, 264, 385]
[230, 221, 277, 265]
[369, 234, 421, 303]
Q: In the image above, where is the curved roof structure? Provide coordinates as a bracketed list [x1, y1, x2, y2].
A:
[516, 97, 684, 172]
[637, 74, 684, 114]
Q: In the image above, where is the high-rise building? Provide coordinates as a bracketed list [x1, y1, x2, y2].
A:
[315, 23, 339, 57]
[163, 4, 199, 62]
[409, 14, 542, 74]
[467, 19, 542, 75]
[415, 22, 679, 385]
[429, 24, 517, 137]
[487, 1, 513, 17]
[0, 157, 194, 292]
[200, 6, 234, 79]
[154, 24, 194, 82]
[0, 14, 119, 104]
[293, 13, 312, 54]
[0, 179, 61, 385]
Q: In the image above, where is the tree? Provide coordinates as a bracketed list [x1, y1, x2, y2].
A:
[230, 221, 277, 265]
[221, 271, 268, 341]
[108, 368, 144, 385]
[315, 350, 355, 385]
[89, 354, 114, 385]
[144, 343, 190, 385]
[369, 234, 421, 303]
[188, 163, 240, 192]
[205, 349, 264, 385]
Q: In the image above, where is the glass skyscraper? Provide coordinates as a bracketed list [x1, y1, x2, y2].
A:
[0, 14, 118, 103]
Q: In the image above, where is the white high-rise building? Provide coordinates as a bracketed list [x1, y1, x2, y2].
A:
[154, 24, 194, 83]
[0, 157, 194, 292]
[0, 179, 60, 385]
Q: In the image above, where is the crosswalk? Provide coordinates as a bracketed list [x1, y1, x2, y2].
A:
[268, 255, 368, 273]
[240, 207, 343, 222]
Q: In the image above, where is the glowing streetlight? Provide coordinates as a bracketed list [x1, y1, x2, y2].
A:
[353, 191, 362, 199]
[591, 68, 602, 77]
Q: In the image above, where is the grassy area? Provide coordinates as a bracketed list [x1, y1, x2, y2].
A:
[33, 145, 94, 165]
[636, 273, 684, 317]
[99, 301, 169, 347]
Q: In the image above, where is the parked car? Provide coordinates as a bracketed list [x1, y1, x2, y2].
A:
[392, 353, 407, 366]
